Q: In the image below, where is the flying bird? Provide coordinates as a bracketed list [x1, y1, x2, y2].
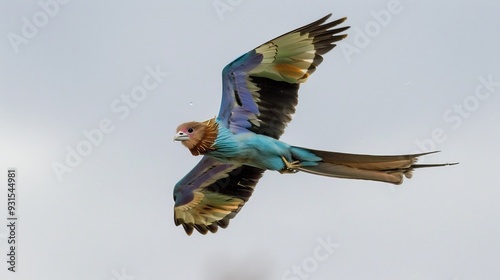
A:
[173, 14, 455, 235]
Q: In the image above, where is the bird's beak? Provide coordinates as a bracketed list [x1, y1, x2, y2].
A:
[174, 131, 189, 141]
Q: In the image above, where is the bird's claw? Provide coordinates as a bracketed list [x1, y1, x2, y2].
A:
[280, 156, 301, 174]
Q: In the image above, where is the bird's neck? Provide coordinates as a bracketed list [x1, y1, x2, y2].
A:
[188, 117, 219, 156]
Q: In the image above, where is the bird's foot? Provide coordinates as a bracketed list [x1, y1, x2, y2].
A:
[280, 156, 300, 174]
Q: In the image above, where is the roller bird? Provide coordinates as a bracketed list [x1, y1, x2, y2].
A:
[173, 14, 455, 235]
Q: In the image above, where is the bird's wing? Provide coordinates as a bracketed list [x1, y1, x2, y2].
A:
[218, 14, 349, 138]
[173, 156, 264, 235]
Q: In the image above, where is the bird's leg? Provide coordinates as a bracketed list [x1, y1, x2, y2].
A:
[280, 156, 301, 174]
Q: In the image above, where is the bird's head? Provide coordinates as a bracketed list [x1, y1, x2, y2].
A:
[174, 118, 219, 156]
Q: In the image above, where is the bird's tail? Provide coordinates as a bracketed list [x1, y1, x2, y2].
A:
[293, 148, 456, 185]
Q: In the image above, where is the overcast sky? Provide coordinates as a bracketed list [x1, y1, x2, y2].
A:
[1, 0, 500, 279]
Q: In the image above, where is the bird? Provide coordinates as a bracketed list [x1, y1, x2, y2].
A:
[173, 14, 456, 235]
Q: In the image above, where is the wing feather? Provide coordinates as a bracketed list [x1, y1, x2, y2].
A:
[218, 14, 349, 138]
[173, 156, 264, 235]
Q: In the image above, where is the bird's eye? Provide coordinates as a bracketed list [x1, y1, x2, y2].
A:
[187, 128, 194, 133]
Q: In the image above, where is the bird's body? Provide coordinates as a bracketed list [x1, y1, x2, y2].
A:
[178, 117, 320, 171]
[172, 14, 456, 235]
[211, 130, 295, 171]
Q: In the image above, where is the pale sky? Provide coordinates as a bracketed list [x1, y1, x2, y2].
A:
[1, 0, 500, 279]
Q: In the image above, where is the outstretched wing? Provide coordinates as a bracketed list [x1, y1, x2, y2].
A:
[218, 13, 349, 138]
[173, 156, 263, 235]
[174, 14, 349, 235]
